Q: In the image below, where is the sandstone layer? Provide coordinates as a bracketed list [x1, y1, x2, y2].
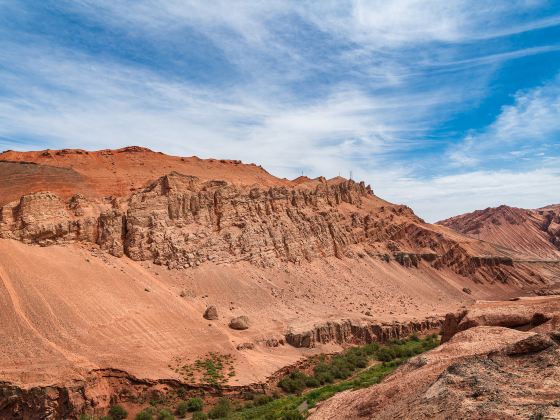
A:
[441, 296, 560, 342]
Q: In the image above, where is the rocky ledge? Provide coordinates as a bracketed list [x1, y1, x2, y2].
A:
[285, 317, 443, 348]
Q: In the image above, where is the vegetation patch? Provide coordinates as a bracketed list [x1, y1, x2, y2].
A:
[88, 335, 438, 420]
[172, 352, 236, 386]
[227, 334, 439, 419]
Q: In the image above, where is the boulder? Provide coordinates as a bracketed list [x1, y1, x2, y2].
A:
[504, 333, 556, 356]
[203, 306, 218, 320]
[229, 316, 249, 330]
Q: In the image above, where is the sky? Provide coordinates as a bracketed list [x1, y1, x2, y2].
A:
[1, 1, 560, 222]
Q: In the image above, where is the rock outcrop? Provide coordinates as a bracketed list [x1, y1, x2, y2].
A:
[441, 296, 560, 343]
[310, 326, 560, 420]
[285, 317, 443, 348]
[203, 306, 219, 320]
[0, 368, 265, 420]
[0, 172, 546, 288]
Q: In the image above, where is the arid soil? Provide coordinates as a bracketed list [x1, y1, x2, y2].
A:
[439, 204, 560, 260]
[1, 147, 559, 417]
[311, 297, 560, 420]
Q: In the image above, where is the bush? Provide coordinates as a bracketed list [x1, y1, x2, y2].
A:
[175, 402, 188, 417]
[304, 376, 320, 387]
[135, 408, 154, 420]
[254, 394, 274, 406]
[186, 398, 204, 412]
[278, 370, 308, 394]
[192, 412, 208, 420]
[278, 377, 306, 394]
[281, 409, 305, 420]
[363, 342, 379, 355]
[157, 409, 174, 420]
[315, 371, 334, 385]
[377, 348, 396, 362]
[208, 398, 231, 419]
[109, 405, 128, 420]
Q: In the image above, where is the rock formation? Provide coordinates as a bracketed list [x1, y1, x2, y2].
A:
[1, 147, 560, 418]
[285, 317, 443, 348]
[441, 296, 560, 342]
[229, 316, 250, 330]
[0, 170, 549, 287]
[203, 306, 219, 320]
[310, 326, 560, 420]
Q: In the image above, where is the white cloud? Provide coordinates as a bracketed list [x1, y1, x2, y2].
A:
[449, 76, 560, 166]
[376, 167, 560, 222]
[1, 1, 560, 223]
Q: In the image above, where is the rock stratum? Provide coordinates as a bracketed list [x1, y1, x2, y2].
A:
[1, 147, 559, 418]
[1, 165, 553, 284]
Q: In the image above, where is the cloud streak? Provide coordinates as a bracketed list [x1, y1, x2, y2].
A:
[1, 1, 560, 221]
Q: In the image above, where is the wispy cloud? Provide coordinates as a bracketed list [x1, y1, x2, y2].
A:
[1, 1, 560, 221]
[449, 75, 560, 168]
[382, 167, 560, 222]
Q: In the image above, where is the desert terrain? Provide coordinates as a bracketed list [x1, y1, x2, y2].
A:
[1, 147, 559, 419]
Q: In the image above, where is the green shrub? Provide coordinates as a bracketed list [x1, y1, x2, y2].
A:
[135, 408, 154, 420]
[278, 377, 306, 393]
[186, 398, 204, 412]
[192, 412, 208, 420]
[315, 371, 334, 384]
[377, 348, 396, 362]
[363, 342, 379, 355]
[278, 370, 308, 394]
[109, 405, 128, 420]
[157, 408, 174, 420]
[254, 394, 274, 406]
[281, 409, 305, 420]
[208, 398, 231, 419]
[175, 402, 188, 417]
[304, 376, 320, 387]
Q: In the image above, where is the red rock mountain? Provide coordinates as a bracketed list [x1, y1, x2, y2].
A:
[1, 147, 559, 417]
[438, 204, 560, 260]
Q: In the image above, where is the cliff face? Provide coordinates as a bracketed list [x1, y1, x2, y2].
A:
[0, 171, 542, 286]
[285, 317, 443, 348]
[123, 172, 376, 267]
[0, 172, 375, 266]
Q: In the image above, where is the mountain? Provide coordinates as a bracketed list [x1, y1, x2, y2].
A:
[1, 147, 559, 417]
[438, 204, 560, 260]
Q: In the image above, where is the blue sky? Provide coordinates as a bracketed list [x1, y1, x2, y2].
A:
[1, 1, 560, 221]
